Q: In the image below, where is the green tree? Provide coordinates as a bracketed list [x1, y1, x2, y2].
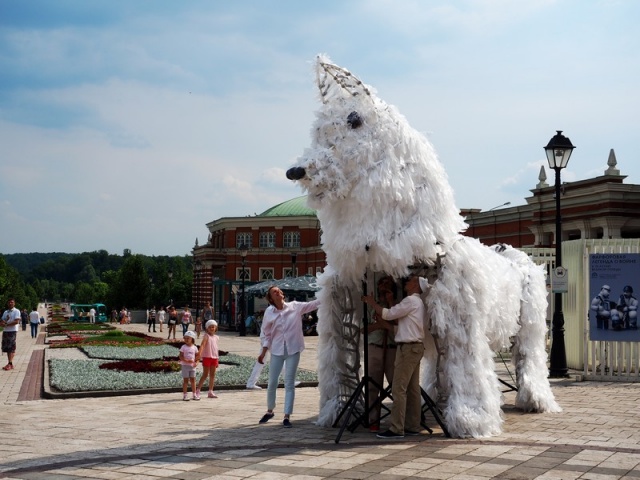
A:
[111, 255, 149, 309]
[0, 255, 35, 309]
[74, 282, 95, 304]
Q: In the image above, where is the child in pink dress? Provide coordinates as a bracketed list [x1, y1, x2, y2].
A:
[196, 320, 220, 398]
[179, 331, 200, 401]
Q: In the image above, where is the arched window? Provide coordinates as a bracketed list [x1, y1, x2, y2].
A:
[236, 268, 251, 281]
[259, 232, 276, 248]
[283, 231, 300, 248]
[236, 233, 252, 248]
[260, 268, 274, 280]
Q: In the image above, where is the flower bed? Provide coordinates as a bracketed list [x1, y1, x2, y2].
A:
[49, 351, 318, 392]
[99, 359, 180, 373]
[49, 330, 165, 348]
[81, 344, 178, 360]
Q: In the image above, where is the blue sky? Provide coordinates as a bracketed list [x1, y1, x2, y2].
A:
[1, 0, 638, 256]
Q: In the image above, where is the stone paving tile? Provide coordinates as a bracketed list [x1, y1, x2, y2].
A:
[7, 324, 640, 479]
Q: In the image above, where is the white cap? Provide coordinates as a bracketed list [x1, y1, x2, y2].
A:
[205, 319, 218, 329]
[184, 331, 196, 339]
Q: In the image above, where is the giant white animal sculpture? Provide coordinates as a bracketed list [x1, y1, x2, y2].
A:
[286, 55, 561, 438]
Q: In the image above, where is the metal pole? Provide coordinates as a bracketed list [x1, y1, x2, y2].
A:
[549, 167, 568, 377]
[196, 269, 200, 323]
[239, 256, 247, 336]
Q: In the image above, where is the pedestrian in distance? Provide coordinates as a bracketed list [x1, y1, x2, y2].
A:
[1, 298, 21, 371]
[148, 306, 156, 333]
[167, 306, 178, 340]
[195, 316, 202, 339]
[157, 306, 165, 332]
[179, 331, 200, 401]
[20, 309, 28, 331]
[196, 320, 220, 399]
[29, 307, 40, 338]
[181, 306, 192, 336]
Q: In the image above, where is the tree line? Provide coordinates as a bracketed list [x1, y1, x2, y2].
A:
[1, 249, 193, 311]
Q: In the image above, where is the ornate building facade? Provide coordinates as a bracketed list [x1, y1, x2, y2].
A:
[462, 150, 640, 247]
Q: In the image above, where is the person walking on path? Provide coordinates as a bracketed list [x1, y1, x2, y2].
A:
[203, 302, 213, 323]
[148, 306, 156, 333]
[362, 274, 430, 439]
[195, 316, 202, 339]
[196, 320, 220, 399]
[181, 307, 192, 335]
[1, 298, 21, 371]
[20, 308, 28, 331]
[257, 286, 320, 428]
[167, 306, 178, 340]
[157, 306, 165, 333]
[29, 307, 40, 338]
[179, 331, 200, 401]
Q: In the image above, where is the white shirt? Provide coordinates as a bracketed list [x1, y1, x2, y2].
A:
[261, 299, 320, 356]
[29, 311, 40, 324]
[1, 307, 21, 333]
[89, 308, 96, 318]
[381, 293, 424, 343]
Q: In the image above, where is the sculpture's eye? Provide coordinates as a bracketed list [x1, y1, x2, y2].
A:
[347, 111, 362, 129]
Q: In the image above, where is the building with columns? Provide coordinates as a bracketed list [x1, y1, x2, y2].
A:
[193, 149, 640, 327]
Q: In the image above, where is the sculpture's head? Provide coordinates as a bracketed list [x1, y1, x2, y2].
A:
[286, 55, 394, 208]
[287, 55, 465, 281]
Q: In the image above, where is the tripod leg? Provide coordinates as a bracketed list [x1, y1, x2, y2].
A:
[420, 387, 450, 437]
[335, 378, 366, 443]
[346, 376, 386, 433]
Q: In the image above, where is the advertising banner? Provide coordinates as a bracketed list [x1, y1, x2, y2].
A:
[589, 253, 640, 342]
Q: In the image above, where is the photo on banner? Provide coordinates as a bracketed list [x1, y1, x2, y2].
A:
[589, 253, 640, 342]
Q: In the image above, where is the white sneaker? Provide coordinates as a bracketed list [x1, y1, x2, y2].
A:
[247, 385, 262, 390]
[183, 394, 189, 401]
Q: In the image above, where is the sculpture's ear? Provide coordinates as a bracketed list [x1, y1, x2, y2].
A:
[316, 55, 370, 104]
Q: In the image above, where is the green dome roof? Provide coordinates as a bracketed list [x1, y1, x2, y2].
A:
[259, 195, 316, 217]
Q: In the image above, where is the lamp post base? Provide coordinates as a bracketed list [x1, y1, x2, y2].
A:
[549, 310, 569, 378]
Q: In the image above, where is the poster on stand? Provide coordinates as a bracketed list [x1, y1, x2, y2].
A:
[589, 253, 640, 342]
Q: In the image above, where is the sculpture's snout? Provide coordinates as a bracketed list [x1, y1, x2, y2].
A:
[286, 167, 306, 180]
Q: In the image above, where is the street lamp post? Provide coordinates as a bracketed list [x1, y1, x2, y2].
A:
[194, 261, 202, 324]
[291, 252, 297, 278]
[168, 271, 173, 306]
[238, 244, 249, 337]
[544, 130, 575, 378]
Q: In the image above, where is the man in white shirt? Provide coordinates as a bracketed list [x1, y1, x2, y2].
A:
[1, 298, 21, 370]
[29, 308, 41, 338]
[362, 274, 429, 439]
[89, 307, 96, 324]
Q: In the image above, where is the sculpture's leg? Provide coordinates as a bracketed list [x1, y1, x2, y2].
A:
[316, 268, 363, 426]
[513, 266, 562, 413]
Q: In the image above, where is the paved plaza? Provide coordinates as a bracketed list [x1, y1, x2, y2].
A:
[2, 323, 640, 479]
